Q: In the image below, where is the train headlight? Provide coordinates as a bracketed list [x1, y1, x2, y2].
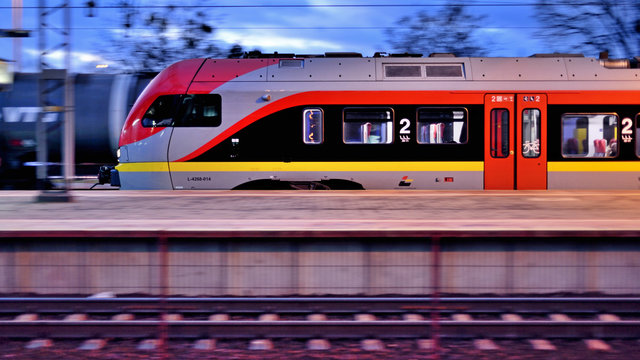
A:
[116, 148, 121, 160]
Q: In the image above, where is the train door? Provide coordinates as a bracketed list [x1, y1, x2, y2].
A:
[516, 94, 547, 189]
[484, 94, 547, 189]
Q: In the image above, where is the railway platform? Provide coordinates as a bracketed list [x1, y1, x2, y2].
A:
[1, 190, 640, 237]
[1, 190, 639, 297]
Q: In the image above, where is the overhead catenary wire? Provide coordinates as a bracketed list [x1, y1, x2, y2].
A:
[3, 1, 634, 31]
[13, 26, 547, 31]
[1, 2, 639, 9]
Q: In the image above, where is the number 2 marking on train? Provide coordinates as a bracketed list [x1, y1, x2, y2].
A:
[621, 117, 633, 143]
[399, 118, 411, 134]
[399, 118, 411, 142]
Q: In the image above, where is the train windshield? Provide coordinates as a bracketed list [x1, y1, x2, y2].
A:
[141, 95, 181, 127]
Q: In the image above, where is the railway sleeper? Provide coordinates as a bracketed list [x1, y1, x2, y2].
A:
[10, 337, 632, 353]
[3, 319, 640, 339]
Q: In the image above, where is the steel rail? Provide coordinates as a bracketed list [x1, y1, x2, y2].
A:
[0, 297, 638, 314]
[1, 320, 640, 339]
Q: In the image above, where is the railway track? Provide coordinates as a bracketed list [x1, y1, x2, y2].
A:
[1, 296, 639, 314]
[1, 297, 639, 340]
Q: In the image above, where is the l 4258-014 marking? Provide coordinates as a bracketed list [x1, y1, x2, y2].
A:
[187, 176, 212, 182]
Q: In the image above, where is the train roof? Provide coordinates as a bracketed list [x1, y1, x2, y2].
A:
[194, 52, 640, 83]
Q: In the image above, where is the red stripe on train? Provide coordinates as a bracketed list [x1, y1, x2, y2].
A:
[176, 91, 485, 162]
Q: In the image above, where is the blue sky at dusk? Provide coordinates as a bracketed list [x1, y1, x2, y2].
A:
[0, 1, 600, 72]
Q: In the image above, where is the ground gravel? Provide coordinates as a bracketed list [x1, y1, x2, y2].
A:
[0, 339, 638, 359]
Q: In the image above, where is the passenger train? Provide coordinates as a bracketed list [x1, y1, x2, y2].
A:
[106, 52, 640, 190]
[0, 73, 153, 188]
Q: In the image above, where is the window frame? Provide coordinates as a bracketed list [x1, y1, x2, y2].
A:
[560, 112, 619, 159]
[384, 65, 422, 78]
[303, 108, 324, 145]
[141, 94, 181, 128]
[521, 108, 541, 159]
[342, 107, 395, 145]
[141, 93, 222, 128]
[416, 106, 469, 145]
[490, 108, 510, 158]
[424, 64, 464, 79]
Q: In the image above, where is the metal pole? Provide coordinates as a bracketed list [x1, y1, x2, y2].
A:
[12, 0, 22, 72]
[431, 236, 440, 359]
[63, 2, 74, 189]
[35, 0, 73, 201]
[36, 0, 48, 186]
[159, 236, 169, 359]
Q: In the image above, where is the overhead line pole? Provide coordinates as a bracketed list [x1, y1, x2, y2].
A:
[36, 0, 48, 186]
[37, 0, 74, 202]
[12, 0, 22, 72]
[63, 0, 74, 193]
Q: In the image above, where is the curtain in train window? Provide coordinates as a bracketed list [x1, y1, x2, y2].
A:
[343, 108, 393, 144]
[522, 109, 541, 158]
[303, 108, 323, 144]
[490, 109, 509, 158]
[561, 113, 618, 158]
[417, 108, 468, 144]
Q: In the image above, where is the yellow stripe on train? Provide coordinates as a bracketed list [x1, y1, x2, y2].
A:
[116, 162, 169, 172]
[118, 161, 484, 172]
[548, 161, 640, 172]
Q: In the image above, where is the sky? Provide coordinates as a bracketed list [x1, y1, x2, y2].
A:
[0, 0, 600, 73]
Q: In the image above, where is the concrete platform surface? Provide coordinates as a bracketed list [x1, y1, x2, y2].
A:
[1, 190, 640, 237]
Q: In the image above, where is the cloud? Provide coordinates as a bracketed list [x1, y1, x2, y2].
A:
[110, 26, 182, 40]
[24, 48, 116, 70]
[215, 29, 344, 52]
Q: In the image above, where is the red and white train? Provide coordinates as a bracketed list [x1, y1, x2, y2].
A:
[108, 52, 640, 190]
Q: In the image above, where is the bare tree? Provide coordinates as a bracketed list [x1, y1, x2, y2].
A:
[386, 5, 488, 57]
[535, 0, 640, 57]
[227, 44, 245, 59]
[110, 2, 237, 71]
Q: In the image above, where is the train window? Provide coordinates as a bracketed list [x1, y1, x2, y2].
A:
[303, 108, 323, 144]
[174, 94, 222, 127]
[141, 94, 222, 127]
[384, 65, 422, 78]
[561, 113, 618, 158]
[522, 109, 541, 158]
[343, 108, 394, 144]
[490, 109, 510, 158]
[280, 59, 304, 68]
[425, 64, 464, 78]
[417, 108, 468, 144]
[141, 95, 181, 127]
